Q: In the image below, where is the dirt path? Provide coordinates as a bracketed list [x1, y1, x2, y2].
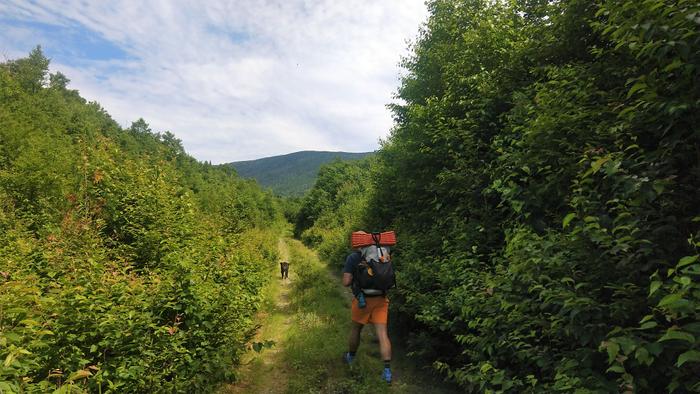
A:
[220, 238, 460, 393]
[219, 238, 293, 393]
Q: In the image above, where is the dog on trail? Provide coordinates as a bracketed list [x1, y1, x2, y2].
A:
[280, 261, 289, 279]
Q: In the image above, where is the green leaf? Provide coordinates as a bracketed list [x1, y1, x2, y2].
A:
[480, 362, 494, 373]
[635, 347, 652, 366]
[647, 342, 663, 356]
[3, 352, 15, 368]
[627, 81, 647, 98]
[663, 59, 684, 72]
[615, 337, 637, 355]
[677, 350, 700, 367]
[640, 314, 654, 324]
[603, 341, 620, 363]
[67, 369, 92, 382]
[20, 319, 40, 327]
[659, 329, 695, 343]
[649, 281, 662, 296]
[658, 293, 682, 308]
[52, 385, 78, 394]
[562, 213, 576, 228]
[677, 255, 698, 269]
[590, 157, 610, 173]
[640, 321, 658, 330]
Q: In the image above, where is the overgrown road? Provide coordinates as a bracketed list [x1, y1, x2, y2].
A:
[220, 238, 459, 393]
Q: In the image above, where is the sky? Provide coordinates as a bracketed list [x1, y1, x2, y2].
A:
[0, 0, 428, 163]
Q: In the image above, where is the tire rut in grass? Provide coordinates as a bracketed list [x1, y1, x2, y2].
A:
[219, 238, 294, 394]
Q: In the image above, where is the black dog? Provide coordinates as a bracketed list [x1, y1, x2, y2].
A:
[280, 261, 289, 279]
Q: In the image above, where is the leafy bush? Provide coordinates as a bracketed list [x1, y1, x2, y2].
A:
[301, 0, 700, 392]
[0, 48, 284, 392]
[295, 159, 374, 267]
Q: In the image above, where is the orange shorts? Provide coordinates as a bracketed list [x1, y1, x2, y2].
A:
[351, 296, 389, 325]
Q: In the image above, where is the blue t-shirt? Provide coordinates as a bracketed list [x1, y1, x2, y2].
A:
[343, 251, 361, 274]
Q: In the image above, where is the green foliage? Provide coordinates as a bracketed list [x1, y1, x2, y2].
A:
[3, 46, 50, 93]
[294, 159, 372, 264]
[300, 0, 699, 392]
[0, 49, 285, 392]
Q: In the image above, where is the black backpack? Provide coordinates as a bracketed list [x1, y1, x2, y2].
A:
[354, 240, 396, 293]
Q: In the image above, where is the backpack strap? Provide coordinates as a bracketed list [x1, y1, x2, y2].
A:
[371, 232, 381, 252]
[350, 251, 363, 293]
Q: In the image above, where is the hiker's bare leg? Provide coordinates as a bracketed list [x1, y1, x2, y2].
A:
[348, 321, 364, 352]
[374, 323, 392, 361]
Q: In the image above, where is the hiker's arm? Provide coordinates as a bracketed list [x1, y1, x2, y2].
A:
[342, 273, 353, 287]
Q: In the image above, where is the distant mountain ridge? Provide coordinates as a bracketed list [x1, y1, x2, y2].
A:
[227, 150, 373, 196]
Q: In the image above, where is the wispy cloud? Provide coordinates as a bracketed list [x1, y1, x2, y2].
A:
[0, 0, 426, 163]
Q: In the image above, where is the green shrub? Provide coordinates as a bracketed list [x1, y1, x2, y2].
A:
[299, 0, 700, 391]
[0, 48, 285, 393]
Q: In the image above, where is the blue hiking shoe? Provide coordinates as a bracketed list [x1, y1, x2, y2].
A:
[382, 367, 392, 384]
[343, 352, 355, 364]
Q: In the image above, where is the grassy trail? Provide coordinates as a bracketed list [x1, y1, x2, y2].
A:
[221, 238, 459, 393]
[219, 238, 293, 394]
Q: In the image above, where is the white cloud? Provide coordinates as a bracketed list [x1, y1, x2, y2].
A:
[0, 0, 427, 162]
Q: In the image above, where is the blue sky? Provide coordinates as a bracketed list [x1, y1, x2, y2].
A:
[0, 1, 427, 163]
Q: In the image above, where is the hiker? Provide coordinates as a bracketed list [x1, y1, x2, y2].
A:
[280, 261, 289, 279]
[342, 231, 396, 384]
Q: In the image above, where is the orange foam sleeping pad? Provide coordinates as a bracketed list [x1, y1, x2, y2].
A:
[351, 231, 396, 248]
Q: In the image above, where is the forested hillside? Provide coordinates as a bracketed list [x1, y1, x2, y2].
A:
[294, 158, 373, 264]
[0, 48, 285, 392]
[297, 1, 700, 392]
[228, 150, 372, 197]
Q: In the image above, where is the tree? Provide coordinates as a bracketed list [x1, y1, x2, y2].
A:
[5, 45, 50, 93]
